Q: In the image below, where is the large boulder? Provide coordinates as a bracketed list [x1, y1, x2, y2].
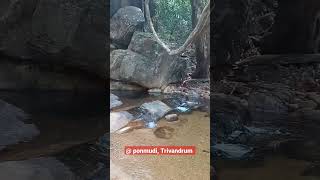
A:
[0, 0, 107, 78]
[110, 33, 187, 89]
[110, 6, 144, 48]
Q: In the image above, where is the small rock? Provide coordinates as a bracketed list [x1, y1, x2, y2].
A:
[165, 114, 178, 122]
[117, 120, 145, 134]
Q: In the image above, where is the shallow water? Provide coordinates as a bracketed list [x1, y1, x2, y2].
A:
[110, 91, 210, 179]
[111, 111, 210, 180]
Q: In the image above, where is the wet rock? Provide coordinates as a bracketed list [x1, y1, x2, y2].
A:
[0, 157, 76, 180]
[117, 120, 145, 134]
[212, 143, 253, 160]
[110, 6, 145, 48]
[110, 93, 122, 109]
[0, 99, 39, 150]
[165, 114, 178, 122]
[110, 111, 134, 133]
[141, 100, 172, 119]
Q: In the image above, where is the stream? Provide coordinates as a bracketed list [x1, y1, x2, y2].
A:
[1, 90, 318, 179]
[110, 91, 210, 180]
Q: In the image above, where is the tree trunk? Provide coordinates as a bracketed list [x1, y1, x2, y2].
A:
[191, 0, 210, 79]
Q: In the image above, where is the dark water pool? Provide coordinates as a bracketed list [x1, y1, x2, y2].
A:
[0, 91, 107, 179]
[218, 155, 320, 180]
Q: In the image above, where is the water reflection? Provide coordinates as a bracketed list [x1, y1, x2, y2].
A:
[0, 91, 106, 161]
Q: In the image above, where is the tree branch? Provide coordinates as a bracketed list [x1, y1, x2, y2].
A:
[145, 0, 213, 56]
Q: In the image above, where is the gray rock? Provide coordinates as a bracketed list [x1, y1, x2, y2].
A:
[0, 157, 76, 180]
[128, 32, 166, 60]
[110, 6, 144, 48]
[110, 49, 187, 88]
[110, 111, 134, 133]
[0, 99, 39, 150]
[110, 93, 122, 109]
[141, 100, 172, 119]
[165, 114, 178, 122]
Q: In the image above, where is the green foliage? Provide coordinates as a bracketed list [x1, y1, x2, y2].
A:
[154, 0, 192, 45]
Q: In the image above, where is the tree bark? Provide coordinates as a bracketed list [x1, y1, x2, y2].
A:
[191, 0, 210, 79]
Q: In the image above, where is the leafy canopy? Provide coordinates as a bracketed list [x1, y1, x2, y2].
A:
[154, 0, 192, 45]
